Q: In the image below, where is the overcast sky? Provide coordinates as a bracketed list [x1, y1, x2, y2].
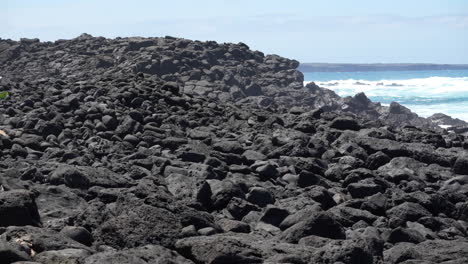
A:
[2, 0, 468, 63]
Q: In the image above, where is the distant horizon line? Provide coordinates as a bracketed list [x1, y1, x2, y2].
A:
[300, 62, 468, 65]
[299, 62, 468, 72]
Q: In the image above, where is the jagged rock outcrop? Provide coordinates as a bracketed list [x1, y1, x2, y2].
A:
[1, 34, 468, 263]
[428, 113, 468, 135]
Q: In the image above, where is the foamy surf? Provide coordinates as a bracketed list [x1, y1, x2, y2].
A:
[305, 76, 468, 97]
[304, 76, 468, 122]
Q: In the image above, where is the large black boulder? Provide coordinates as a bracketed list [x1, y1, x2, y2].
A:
[453, 156, 468, 175]
[280, 212, 346, 243]
[330, 117, 361, 131]
[0, 190, 41, 227]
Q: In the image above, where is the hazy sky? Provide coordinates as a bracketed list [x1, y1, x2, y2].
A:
[2, 0, 468, 63]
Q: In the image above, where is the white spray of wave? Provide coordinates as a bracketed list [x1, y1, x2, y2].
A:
[304, 76, 468, 121]
[304, 76, 468, 98]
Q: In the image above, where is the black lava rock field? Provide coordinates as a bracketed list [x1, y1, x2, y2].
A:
[1, 34, 468, 263]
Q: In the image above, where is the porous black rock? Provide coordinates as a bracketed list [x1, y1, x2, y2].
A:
[453, 156, 468, 175]
[280, 212, 346, 243]
[0, 34, 467, 264]
[60, 226, 93, 246]
[0, 190, 41, 227]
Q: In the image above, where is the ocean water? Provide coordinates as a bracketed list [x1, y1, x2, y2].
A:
[303, 69, 468, 122]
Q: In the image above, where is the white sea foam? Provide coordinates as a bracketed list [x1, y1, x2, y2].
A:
[305, 76, 468, 98]
[304, 76, 468, 121]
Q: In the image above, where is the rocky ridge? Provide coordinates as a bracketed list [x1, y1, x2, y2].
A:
[0, 34, 468, 263]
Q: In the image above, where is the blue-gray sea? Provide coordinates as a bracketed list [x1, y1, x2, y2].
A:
[303, 69, 468, 121]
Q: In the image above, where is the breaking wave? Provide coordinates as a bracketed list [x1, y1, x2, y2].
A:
[305, 76, 468, 97]
[304, 76, 468, 121]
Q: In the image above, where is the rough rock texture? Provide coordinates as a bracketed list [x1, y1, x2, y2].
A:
[1, 34, 468, 263]
[428, 113, 468, 129]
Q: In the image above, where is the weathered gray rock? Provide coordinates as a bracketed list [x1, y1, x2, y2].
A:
[84, 245, 194, 264]
[387, 202, 432, 227]
[280, 212, 346, 243]
[175, 235, 263, 264]
[34, 248, 91, 264]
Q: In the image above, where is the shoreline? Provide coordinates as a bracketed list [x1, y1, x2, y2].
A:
[303, 80, 468, 124]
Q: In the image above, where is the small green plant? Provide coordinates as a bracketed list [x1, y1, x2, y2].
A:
[0, 91, 9, 99]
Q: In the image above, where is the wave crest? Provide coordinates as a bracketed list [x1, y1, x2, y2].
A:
[304, 76, 468, 121]
[305, 76, 468, 97]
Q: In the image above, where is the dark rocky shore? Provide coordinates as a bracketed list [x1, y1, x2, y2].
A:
[1, 34, 468, 264]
